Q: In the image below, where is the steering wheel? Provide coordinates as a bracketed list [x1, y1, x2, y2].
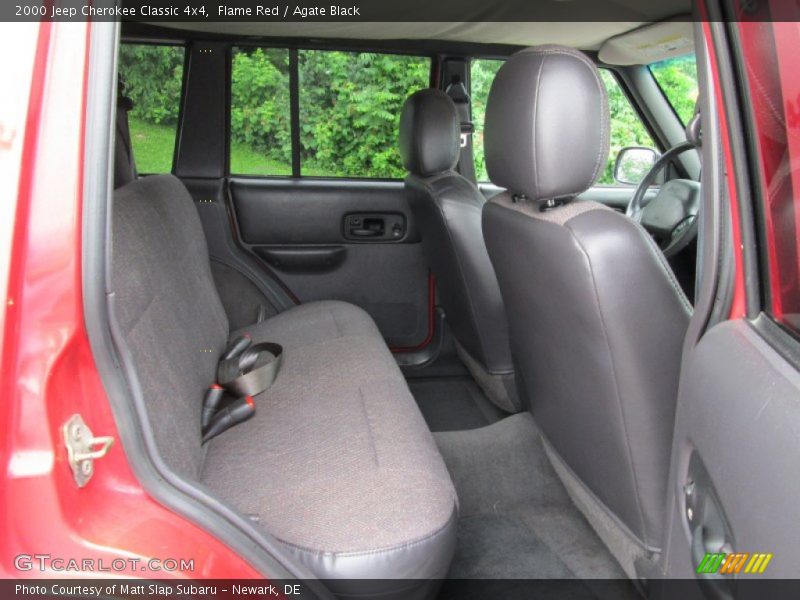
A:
[626, 141, 701, 259]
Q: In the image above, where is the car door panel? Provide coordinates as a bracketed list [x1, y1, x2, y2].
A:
[662, 320, 800, 591]
[657, 12, 800, 597]
[227, 178, 430, 349]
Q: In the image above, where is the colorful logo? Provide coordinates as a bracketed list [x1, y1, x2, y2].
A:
[696, 552, 773, 575]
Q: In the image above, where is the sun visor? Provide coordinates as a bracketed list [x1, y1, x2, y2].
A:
[599, 18, 694, 65]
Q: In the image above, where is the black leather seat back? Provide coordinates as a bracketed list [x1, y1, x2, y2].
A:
[482, 46, 691, 556]
[400, 90, 518, 413]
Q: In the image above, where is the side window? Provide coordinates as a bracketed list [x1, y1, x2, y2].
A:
[298, 50, 430, 178]
[599, 69, 656, 185]
[230, 48, 291, 175]
[470, 58, 504, 182]
[118, 44, 185, 173]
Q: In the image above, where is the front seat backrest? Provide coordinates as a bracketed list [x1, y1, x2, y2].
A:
[400, 89, 519, 413]
[482, 46, 692, 564]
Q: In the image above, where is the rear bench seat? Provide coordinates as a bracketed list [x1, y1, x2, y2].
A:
[111, 174, 458, 595]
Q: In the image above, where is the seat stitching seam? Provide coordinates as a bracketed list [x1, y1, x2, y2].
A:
[630, 219, 694, 315]
[532, 55, 545, 196]
[275, 506, 458, 558]
[358, 387, 380, 468]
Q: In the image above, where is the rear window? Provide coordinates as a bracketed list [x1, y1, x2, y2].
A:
[118, 43, 185, 173]
[229, 47, 431, 178]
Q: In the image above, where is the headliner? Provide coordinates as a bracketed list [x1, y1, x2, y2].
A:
[150, 0, 691, 51]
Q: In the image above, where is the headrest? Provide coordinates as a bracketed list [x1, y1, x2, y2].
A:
[485, 45, 610, 200]
[114, 90, 137, 189]
[399, 89, 460, 177]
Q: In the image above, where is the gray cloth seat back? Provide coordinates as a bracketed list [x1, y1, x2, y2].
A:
[482, 45, 691, 550]
[400, 89, 518, 413]
[112, 174, 229, 480]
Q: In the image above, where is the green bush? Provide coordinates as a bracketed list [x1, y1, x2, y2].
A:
[298, 51, 430, 178]
[118, 44, 184, 126]
[599, 69, 654, 184]
[471, 59, 503, 182]
[230, 48, 292, 171]
[650, 56, 699, 124]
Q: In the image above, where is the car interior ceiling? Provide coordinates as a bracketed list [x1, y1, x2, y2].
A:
[106, 15, 702, 597]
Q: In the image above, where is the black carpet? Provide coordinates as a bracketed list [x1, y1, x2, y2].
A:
[434, 414, 639, 597]
[407, 377, 508, 432]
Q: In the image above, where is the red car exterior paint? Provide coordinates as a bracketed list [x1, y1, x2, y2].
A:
[0, 22, 259, 579]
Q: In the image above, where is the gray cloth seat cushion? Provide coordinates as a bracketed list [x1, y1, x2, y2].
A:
[202, 301, 458, 580]
[112, 175, 457, 592]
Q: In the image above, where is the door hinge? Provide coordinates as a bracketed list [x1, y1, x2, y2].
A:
[62, 414, 114, 488]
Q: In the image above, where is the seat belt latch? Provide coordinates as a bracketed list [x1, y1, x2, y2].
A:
[201, 384, 225, 428]
[202, 396, 255, 444]
[222, 333, 252, 361]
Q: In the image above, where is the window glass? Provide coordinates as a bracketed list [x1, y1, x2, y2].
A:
[599, 69, 656, 185]
[470, 59, 504, 181]
[230, 47, 292, 175]
[649, 54, 699, 125]
[738, 22, 800, 333]
[298, 50, 430, 178]
[118, 44, 185, 173]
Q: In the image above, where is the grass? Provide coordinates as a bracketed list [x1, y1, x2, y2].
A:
[129, 117, 325, 176]
[128, 116, 178, 174]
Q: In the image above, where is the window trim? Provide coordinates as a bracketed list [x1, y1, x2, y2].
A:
[227, 43, 435, 180]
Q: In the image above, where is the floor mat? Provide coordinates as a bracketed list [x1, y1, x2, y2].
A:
[407, 377, 507, 432]
[434, 413, 639, 598]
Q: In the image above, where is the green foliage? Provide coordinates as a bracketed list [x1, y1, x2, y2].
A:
[470, 59, 503, 181]
[119, 44, 184, 126]
[120, 43, 697, 183]
[230, 49, 429, 177]
[297, 51, 429, 178]
[598, 69, 654, 184]
[230, 48, 292, 173]
[650, 55, 699, 125]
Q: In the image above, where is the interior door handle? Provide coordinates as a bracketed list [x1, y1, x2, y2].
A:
[686, 453, 736, 600]
[350, 227, 383, 237]
[349, 217, 385, 237]
[344, 214, 405, 242]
